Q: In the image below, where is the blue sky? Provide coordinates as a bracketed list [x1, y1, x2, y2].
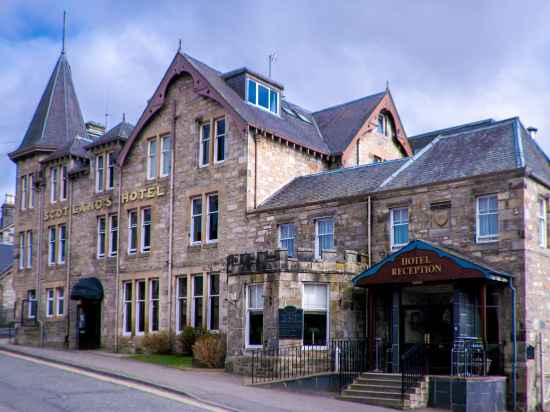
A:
[1, 0, 549, 196]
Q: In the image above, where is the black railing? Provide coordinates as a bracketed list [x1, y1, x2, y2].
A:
[0, 306, 16, 338]
[251, 338, 369, 393]
[401, 344, 427, 404]
[451, 338, 487, 377]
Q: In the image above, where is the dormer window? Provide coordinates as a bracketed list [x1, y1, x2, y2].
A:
[247, 78, 279, 115]
[377, 112, 395, 138]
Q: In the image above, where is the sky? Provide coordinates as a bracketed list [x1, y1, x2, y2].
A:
[1, 0, 549, 197]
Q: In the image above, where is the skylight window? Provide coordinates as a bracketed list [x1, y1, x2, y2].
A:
[282, 105, 312, 125]
[247, 78, 279, 115]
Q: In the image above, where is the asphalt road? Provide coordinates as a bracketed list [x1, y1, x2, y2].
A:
[0, 352, 215, 412]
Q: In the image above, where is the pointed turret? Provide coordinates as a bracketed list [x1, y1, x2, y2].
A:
[9, 52, 86, 161]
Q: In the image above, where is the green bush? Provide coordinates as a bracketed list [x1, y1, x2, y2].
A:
[141, 331, 173, 355]
[192, 332, 226, 368]
[177, 326, 205, 355]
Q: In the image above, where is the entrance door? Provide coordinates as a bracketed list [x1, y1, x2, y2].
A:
[401, 284, 453, 374]
[77, 300, 101, 350]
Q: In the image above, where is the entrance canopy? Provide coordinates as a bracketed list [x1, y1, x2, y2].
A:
[70, 277, 104, 300]
[353, 240, 512, 287]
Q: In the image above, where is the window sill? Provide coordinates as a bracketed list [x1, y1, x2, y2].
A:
[245, 345, 263, 351]
[476, 238, 499, 244]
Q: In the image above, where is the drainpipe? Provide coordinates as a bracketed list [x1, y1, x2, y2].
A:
[37, 169, 45, 345]
[167, 100, 177, 336]
[367, 196, 372, 268]
[253, 129, 258, 209]
[509, 278, 517, 412]
[114, 165, 123, 352]
[65, 172, 73, 346]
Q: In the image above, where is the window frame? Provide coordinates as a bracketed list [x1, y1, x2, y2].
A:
[147, 139, 158, 180]
[27, 289, 37, 319]
[20, 175, 27, 210]
[160, 135, 172, 177]
[46, 288, 55, 318]
[390, 207, 409, 250]
[199, 122, 211, 168]
[97, 216, 106, 258]
[148, 278, 160, 333]
[58, 224, 66, 265]
[207, 273, 220, 332]
[28, 174, 34, 209]
[279, 223, 296, 257]
[26, 230, 32, 269]
[176, 276, 188, 333]
[127, 209, 138, 255]
[56, 287, 64, 316]
[246, 78, 280, 115]
[18, 232, 25, 270]
[95, 155, 105, 193]
[539, 198, 547, 248]
[122, 281, 133, 336]
[135, 280, 146, 336]
[476, 194, 499, 243]
[48, 226, 56, 265]
[60, 165, 68, 201]
[109, 214, 118, 257]
[315, 217, 335, 259]
[245, 283, 264, 349]
[190, 196, 203, 245]
[206, 193, 219, 243]
[140, 207, 152, 253]
[214, 118, 226, 163]
[302, 283, 329, 349]
[50, 166, 58, 203]
[107, 152, 116, 190]
[191, 274, 204, 328]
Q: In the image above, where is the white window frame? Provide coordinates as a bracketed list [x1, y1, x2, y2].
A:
[27, 290, 37, 319]
[246, 78, 280, 115]
[109, 214, 118, 257]
[279, 223, 296, 257]
[245, 283, 264, 349]
[60, 165, 68, 201]
[48, 226, 56, 265]
[18, 232, 25, 270]
[107, 152, 115, 190]
[206, 193, 218, 243]
[476, 194, 499, 243]
[214, 118, 226, 163]
[539, 198, 547, 248]
[95, 155, 105, 193]
[28, 174, 34, 209]
[390, 207, 409, 250]
[190, 196, 203, 245]
[147, 139, 157, 180]
[176, 276, 188, 333]
[46, 288, 54, 317]
[122, 281, 133, 336]
[58, 224, 66, 264]
[199, 122, 211, 167]
[26, 231, 32, 269]
[160, 135, 172, 177]
[127, 210, 138, 255]
[56, 287, 64, 316]
[141, 207, 152, 253]
[191, 274, 204, 328]
[302, 283, 329, 349]
[207, 273, 220, 332]
[148, 278, 160, 333]
[135, 280, 146, 336]
[21, 175, 27, 210]
[315, 218, 334, 259]
[97, 216, 106, 258]
[50, 166, 58, 203]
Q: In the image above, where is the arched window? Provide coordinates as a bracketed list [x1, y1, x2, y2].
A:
[376, 111, 395, 138]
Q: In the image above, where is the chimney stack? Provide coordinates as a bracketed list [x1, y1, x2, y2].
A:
[85, 121, 106, 139]
[1, 194, 15, 228]
[527, 126, 538, 139]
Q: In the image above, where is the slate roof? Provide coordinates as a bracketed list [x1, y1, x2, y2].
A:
[311, 92, 386, 153]
[0, 244, 13, 275]
[42, 136, 93, 163]
[85, 120, 134, 149]
[10, 52, 86, 160]
[258, 158, 408, 210]
[258, 117, 549, 210]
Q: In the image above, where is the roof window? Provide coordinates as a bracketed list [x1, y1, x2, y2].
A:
[247, 78, 279, 115]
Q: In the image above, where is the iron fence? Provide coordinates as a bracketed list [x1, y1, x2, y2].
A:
[0, 306, 16, 338]
[251, 338, 369, 393]
[401, 344, 427, 404]
[451, 338, 487, 376]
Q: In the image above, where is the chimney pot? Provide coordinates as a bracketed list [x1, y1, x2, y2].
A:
[527, 126, 538, 139]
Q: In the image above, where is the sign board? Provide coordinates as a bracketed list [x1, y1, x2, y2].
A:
[278, 306, 303, 339]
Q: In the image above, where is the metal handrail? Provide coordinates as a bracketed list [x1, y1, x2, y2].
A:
[401, 344, 427, 405]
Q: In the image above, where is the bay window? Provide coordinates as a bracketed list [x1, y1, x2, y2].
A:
[303, 284, 328, 347]
[246, 284, 264, 348]
[390, 207, 409, 250]
[476, 195, 498, 242]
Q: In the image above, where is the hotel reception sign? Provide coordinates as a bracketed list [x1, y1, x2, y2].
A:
[44, 185, 165, 221]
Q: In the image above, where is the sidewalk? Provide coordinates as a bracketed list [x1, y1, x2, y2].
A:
[0, 342, 401, 412]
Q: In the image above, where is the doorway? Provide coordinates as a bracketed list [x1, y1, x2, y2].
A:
[77, 300, 101, 350]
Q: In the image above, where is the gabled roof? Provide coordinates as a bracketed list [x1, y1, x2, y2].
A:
[85, 120, 134, 150]
[312, 92, 386, 153]
[10, 52, 86, 161]
[257, 117, 547, 211]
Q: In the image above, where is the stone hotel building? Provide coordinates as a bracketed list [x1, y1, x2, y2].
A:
[9, 46, 550, 411]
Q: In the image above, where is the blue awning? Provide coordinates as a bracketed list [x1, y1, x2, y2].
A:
[353, 239, 512, 287]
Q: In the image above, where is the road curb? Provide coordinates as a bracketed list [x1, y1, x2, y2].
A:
[0, 345, 238, 412]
